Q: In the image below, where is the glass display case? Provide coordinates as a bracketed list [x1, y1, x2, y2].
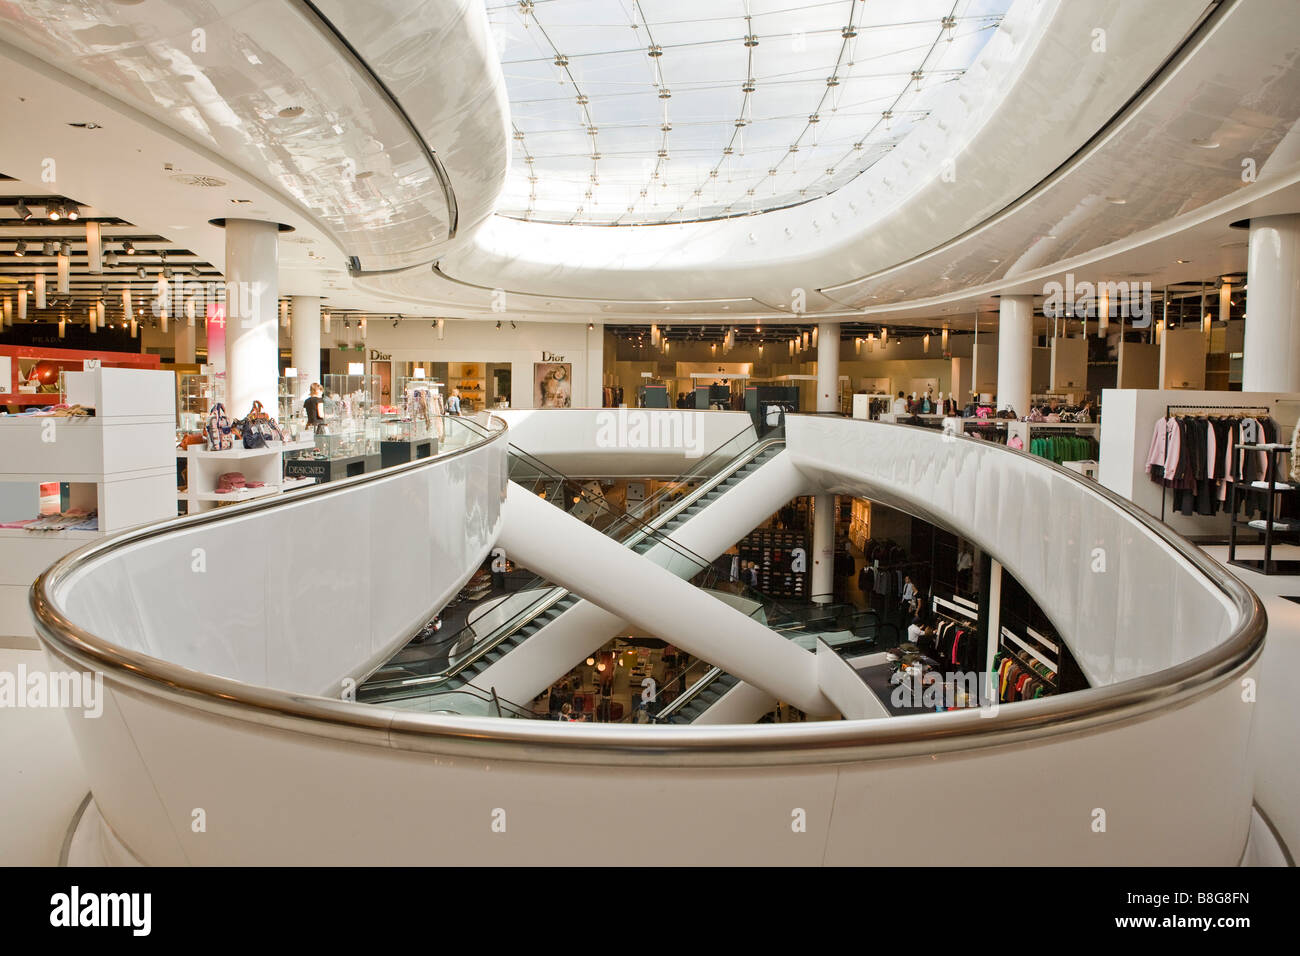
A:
[178, 371, 224, 432]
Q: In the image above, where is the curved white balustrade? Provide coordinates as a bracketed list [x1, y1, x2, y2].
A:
[32, 413, 1263, 865]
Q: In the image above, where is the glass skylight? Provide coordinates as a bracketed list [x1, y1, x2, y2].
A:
[486, 0, 1011, 225]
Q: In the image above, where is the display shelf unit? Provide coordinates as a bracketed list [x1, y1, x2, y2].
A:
[1228, 443, 1299, 575]
[0, 366, 177, 643]
[177, 439, 316, 513]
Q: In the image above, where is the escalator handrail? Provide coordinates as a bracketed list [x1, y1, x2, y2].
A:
[629, 432, 787, 537]
[629, 419, 766, 515]
[652, 664, 725, 722]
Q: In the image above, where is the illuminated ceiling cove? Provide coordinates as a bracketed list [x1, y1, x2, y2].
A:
[487, 0, 1010, 226]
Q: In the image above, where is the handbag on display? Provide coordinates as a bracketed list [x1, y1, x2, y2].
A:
[205, 403, 234, 451]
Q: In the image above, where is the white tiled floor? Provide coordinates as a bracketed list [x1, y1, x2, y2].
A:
[0, 647, 90, 865]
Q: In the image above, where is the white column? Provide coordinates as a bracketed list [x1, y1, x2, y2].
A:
[175, 321, 196, 365]
[1243, 214, 1300, 392]
[997, 294, 1034, 417]
[816, 321, 839, 413]
[223, 219, 280, 416]
[585, 321, 604, 408]
[812, 493, 834, 605]
[291, 295, 321, 405]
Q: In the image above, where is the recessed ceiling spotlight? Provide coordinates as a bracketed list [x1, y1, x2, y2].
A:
[277, 106, 304, 118]
[1190, 138, 1220, 149]
[1176, 258, 1191, 264]
[229, 198, 253, 205]
[1106, 197, 1126, 205]
[46, 204, 61, 222]
[67, 122, 101, 130]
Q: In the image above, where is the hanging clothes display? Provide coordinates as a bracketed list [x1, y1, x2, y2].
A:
[1145, 413, 1287, 518]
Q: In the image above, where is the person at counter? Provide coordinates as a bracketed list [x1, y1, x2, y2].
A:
[303, 383, 326, 435]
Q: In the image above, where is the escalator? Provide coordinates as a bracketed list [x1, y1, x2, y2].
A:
[632, 443, 785, 548]
[652, 602, 893, 724]
[358, 423, 791, 711]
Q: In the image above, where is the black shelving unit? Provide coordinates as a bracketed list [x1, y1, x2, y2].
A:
[1228, 443, 1300, 575]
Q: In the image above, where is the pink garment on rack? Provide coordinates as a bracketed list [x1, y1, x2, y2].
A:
[1145, 417, 1181, 480]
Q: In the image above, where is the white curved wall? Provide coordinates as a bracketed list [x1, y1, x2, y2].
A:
[784, 416, 1240, 686]
[56, 425, 507, 697]
[34, 412, 1261, 865]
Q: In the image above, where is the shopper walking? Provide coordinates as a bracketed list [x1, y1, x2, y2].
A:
[447, 388, 462, 416]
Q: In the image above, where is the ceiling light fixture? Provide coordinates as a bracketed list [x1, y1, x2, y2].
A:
[47, 204, 61, 222]
[15, 199, 31, 220]
[123, 241, 135, 255]
[65, 204, 79, 221]
[14, 240, 26, 256]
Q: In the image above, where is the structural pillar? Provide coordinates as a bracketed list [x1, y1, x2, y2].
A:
[815, 321, 840, 413]
[174, 320, 196, 365]
[222, 219, 281, 417]
[291, 295, 322, 405]
[1243, 214, 1300, 392]
[812, 493, 835, 605]
[997, 294, 1034, 417]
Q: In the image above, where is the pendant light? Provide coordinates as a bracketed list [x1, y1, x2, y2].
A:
[57, 247, 70, 294]
[3, 297, 11, 327]
[88, 306, 97, 333]
[321, 310, 331, 334]
[923, 333, 931, 353]
[811, 326, 818, 348]
[941, 326, 949, 351]
[18, 288, 27, 320]
[34, 272, 46, 309]
[96, 301, 105, 329]
[854, 336, 862, 355]
[86, 221, 102, 273]
[122, 289, 132, 317]
[185, 297, 196, 326]
[436, 317, 445, 340]
[58, 317, 66, 339]
[881, 326, 888, 345]
[279, 300, 289, 328]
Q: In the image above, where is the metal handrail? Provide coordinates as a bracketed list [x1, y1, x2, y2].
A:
[30, 413, 1265, 767]
[652, 665, 724, 722]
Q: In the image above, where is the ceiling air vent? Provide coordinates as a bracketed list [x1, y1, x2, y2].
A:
[170, 174, 227, 187]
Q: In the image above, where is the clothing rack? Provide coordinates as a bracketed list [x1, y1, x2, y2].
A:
[1159, 404, 1273, 522]
[999, 625, 1058, 676]
[932, 593, 977, 624]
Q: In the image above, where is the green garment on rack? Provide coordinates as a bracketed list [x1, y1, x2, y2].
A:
[1028, 434, 1097, 465]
